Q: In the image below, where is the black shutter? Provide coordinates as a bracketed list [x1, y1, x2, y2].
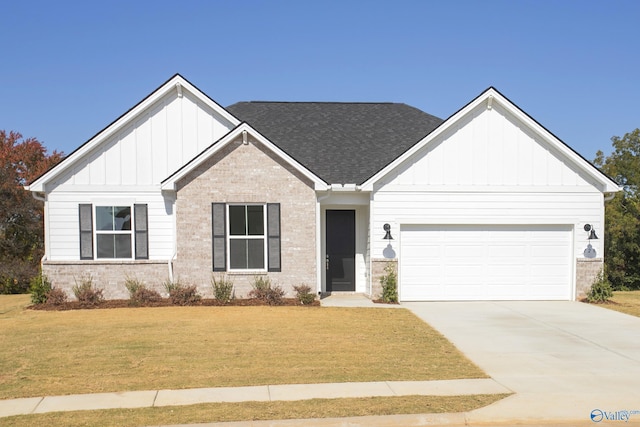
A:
[134, 204, 149, 260]
[267, 203, 281, 272]
[212, 203, 226, 271]
[79, 204, 93, 260]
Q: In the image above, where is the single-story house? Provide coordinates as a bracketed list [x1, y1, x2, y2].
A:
[26, 74, 620, 301]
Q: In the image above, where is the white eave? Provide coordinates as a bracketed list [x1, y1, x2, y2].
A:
[360, 87, 621, 194]
[26, 74, 240, 193]
[161, 122, 328, 191]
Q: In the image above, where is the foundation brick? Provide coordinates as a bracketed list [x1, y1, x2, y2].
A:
[43, 261, 169, 300]
[576, 258, 603, 299]
[371, 258, 397, 300]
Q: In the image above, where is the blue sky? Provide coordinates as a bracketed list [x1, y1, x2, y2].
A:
[1, 0, 638, 161]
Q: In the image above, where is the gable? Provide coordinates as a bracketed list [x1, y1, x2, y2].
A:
[27, 74, 238, 192]
[161, 123, 327, 191]
[363, 88, 620, 194]
[383, 101, 599, 189]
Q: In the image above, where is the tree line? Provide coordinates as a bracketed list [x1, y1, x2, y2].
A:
[0, 130, 62, 293]
[1, 128, 639, 293]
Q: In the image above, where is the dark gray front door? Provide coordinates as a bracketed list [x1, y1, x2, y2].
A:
[326, 210, 355, 292]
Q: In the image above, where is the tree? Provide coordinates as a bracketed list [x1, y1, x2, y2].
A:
[594, 128, 640, 290]
[0, 130, 63, 293]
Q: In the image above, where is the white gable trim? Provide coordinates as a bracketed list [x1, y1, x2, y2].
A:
[160, 122, 328, 191]
[27, 74, 240, 192]
[361, 88, 621, 193]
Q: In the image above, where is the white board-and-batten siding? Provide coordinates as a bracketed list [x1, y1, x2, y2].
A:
[45, 192, 174, 261]
[43, 90, 236, 261]
[48, 90, 235, 190]
[371, 102, 605, 260]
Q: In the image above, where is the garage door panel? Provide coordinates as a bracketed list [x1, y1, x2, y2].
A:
[488, 246, 527, 258]
[399, 225, 572, 301]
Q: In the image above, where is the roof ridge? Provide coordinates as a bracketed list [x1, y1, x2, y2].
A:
[231, 101, 401, 105]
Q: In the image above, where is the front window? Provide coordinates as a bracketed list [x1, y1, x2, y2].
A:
[95, 206, 132, 258]
[228, 205, 265, 270]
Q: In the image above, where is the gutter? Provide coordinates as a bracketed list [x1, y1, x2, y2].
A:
[31, 191, 46, 202]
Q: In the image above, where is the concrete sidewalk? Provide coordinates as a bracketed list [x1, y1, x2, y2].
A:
[0, 378, 509, 418]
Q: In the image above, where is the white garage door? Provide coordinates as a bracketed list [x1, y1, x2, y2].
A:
[399, 225, 573, 301]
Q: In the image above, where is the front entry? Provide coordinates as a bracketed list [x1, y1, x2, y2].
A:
[326, 210, 356, 292]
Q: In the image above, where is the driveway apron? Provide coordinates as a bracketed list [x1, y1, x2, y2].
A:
[404, 301, 640, 424]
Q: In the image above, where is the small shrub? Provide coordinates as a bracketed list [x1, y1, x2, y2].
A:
[72, 274, 104, 307]
[29, 273, 52, 305]
[163, 279, 180, 296]
[124, 276, 144, 295]
[131, 287, 163, 306]
[248, 276, 285, 306]
[165, 280, 201, 306]
[211, 274, 234, 304]
[126, 277, 162, 306]
[44, 288, 68, 306]
[587, 269, 613, 303]
[293, 284, 315, 305]
[380, 263, 398, 303]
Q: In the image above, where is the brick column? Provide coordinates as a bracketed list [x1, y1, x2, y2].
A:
[576, 258, 603, 300]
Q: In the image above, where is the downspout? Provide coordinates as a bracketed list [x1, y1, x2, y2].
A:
[604, 192, 616, 202]
[167, 190, 178, 283]
[168, 252, 177, 283]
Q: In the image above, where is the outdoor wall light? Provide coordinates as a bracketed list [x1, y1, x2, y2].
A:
[584, 224, 598, 240]
[383, 223, 394, 240]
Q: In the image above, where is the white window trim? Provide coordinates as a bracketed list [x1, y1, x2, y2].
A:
[226, 204, 268, 272]
[94, 205, 135, 260]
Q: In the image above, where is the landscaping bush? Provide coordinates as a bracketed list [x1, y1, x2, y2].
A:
[44, 287, 68, 306]
[248, 276, 285, 306]
[125, 277, 162, 306]
[72, 275, 104, 307]
[587, 269, 613, 303]
[380, 262, 398, 303]
[164, 280, 201, 306]
[211, 274, 234, 304]
[29, 272, 52, 304]
[293, 284, 315, 305]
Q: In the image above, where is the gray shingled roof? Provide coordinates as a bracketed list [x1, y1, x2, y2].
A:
[226, 102, 443, 185]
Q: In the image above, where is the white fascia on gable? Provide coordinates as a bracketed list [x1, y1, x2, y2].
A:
[26, 75, 240, 193]
[361, 88, 621, 194]
[160, 123, 328, 192]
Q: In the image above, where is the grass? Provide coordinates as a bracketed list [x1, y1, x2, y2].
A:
[602, 290, 640, 317]
[2, 394, 509, 427]
[0, 295, 485, 399]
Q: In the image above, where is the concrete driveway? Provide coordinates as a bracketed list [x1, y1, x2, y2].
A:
[405, 301, 640, 425]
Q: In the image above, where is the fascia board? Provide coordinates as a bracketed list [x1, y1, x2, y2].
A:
[161, 123, 327, 191]
[28, 74, 240, 192]
[362, 88, 621, 193]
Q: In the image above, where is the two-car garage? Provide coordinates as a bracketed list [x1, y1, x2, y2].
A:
[399, 224, 573, 301]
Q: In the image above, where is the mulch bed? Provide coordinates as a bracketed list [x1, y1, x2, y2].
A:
[30, 298, 320, 311]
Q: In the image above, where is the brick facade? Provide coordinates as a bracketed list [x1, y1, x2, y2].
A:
[173, 135, 317, 298]
[371, 258, 397, 299]
[43, 260, 169, 300]
[576, 258, 603, 299]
